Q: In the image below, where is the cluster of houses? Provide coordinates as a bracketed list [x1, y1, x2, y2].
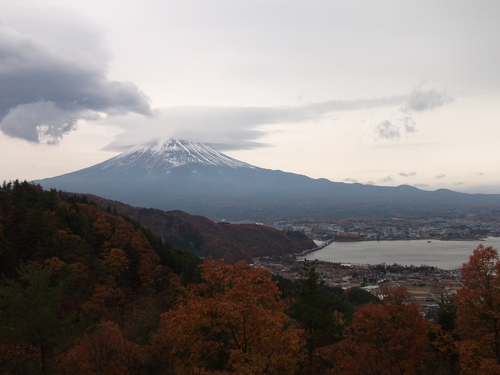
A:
[271, 216, 500, 241]
[253, 256, 462, 318]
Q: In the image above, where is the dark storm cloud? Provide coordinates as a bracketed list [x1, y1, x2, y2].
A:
[0, 24, 153, 144]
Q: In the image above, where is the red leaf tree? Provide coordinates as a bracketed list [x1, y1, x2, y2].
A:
[455, 245, 500, 374]
[152, 258, 305, 374]
[319, 287, 429, 375]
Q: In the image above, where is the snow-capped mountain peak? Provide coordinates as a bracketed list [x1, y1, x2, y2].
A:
[101, 139, 254, 171]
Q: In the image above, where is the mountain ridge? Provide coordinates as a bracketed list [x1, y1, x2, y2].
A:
[79, 193, 316, 263]
[35, 139, 500, 220]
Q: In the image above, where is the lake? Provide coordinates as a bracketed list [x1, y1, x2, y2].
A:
[302, 237, 500, 269]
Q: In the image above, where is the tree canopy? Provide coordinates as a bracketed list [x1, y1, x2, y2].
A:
[152, 258, 305, 374]
[455, 245, 500, 374]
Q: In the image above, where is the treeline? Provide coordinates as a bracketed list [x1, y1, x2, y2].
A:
[0, 181, 499, 374]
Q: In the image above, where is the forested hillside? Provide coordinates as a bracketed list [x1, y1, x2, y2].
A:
[80, 194, 316, 263]
[1, 181, 500, 374]
[0, 181, 202, 373]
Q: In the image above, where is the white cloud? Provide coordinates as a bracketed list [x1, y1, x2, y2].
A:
[374, 87, 454, 140]
[343, 178, 359, 183]
[375, 120, 400, 140]
[103, 96, 411, 151]
[400, 117, 416, 133]
[379, 175, 396, 184]
[399, 172, 417, 177]
[402, 88, 454, 113]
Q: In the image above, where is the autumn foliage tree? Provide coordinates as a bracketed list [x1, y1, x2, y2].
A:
[152, 258, 305, 374]
[61, 321, 147, 375]
[455, 245, 500, 374]
[319, 287, 429, 375]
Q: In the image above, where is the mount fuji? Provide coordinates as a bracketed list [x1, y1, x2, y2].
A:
[100, 139, 254, 171]
[36, 139, 500, 220]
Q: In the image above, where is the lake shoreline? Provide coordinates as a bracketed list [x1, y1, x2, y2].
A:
[300, 237, 500, 270]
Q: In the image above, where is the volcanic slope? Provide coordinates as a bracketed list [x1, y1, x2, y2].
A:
[36, 139, 500, 220]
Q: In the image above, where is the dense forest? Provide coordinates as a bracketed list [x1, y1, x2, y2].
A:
[79, 194, 316, 263]
[0, 181, 499, 374]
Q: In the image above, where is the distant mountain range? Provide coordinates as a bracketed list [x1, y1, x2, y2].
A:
[36, 139, 500, 220]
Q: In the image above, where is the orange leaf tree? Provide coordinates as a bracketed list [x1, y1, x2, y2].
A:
[152, 258, 305, 374]
[61, 321, 147, 375]
[319, 287, 429, 375]
[455, 245, 500, 374]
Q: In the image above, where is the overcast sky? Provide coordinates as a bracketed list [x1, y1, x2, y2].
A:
[1, 1, 500, 193]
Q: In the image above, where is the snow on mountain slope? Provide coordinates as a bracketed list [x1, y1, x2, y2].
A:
[100, 139, 254, 171]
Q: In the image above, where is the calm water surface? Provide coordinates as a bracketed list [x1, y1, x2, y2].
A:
[303, 237, 500, 269]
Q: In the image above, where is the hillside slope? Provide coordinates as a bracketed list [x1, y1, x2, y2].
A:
[82, 194, 316, 263]
[0, 180, 203, 372]
[0, 180, 201, 294]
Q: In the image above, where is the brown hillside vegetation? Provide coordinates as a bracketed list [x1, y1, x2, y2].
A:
[82, 194, 316, 263]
